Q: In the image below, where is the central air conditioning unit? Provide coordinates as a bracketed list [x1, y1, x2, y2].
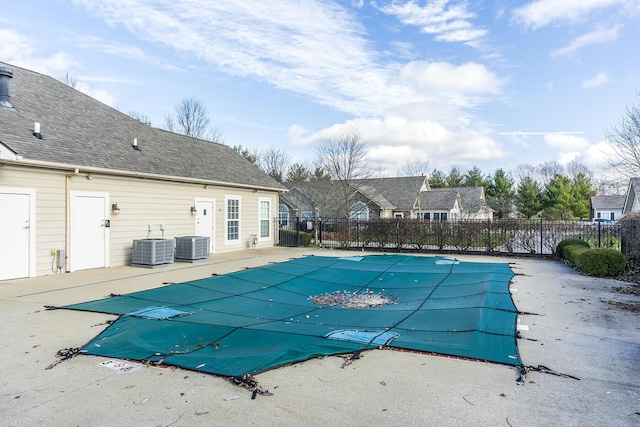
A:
[175, 236, 210, 262]
[131, 238, 174, 267]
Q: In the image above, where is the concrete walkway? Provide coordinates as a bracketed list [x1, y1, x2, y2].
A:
[1, 247, 638, 426]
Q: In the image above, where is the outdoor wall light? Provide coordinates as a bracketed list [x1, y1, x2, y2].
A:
[190, 206, 197, 215]
[111, 203, 120, 214]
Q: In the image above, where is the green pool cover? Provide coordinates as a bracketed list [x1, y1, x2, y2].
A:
[63, 255, 522, 377]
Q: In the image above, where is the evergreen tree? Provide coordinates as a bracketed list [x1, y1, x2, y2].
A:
[463, 166, 489, 189]
[232, 145, 258, 165]
[310, 167, 331, 181]
[515, 176, 542, 219]
[571, 172, 592, 220]
[285, 162, 311, 182]
[542, 174, 574, 219]
[486, 168, 516, 218]
[446, 166, 465, 187]
[429, 169, 448, 188]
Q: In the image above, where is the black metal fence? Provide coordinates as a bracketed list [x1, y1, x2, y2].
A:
[276, 217, 632, 258]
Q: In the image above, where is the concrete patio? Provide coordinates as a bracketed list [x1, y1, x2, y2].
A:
[1, 247, 638, 426]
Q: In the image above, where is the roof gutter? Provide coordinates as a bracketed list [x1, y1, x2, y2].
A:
[0, 158, 287, 194]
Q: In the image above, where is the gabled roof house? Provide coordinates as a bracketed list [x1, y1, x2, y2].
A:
[280, 177, 492, 223]
[590, 194, 625, 221]
[622, 178, 640, 215]
[280, 176, 428, 222]
[0, 62, 285, 280]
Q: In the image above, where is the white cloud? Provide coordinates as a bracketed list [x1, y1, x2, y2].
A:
[0, 29, 74, 74]
[289, 114, 508, 174]
[551, 25, 621, 57]
[400, 61, 503, 94]
[582, 71, 611, 88]
[545, 133, 590, 150]
[377, 0, 487, 45]
[512, 0, 626, 29]
[72, 0, 503, 119]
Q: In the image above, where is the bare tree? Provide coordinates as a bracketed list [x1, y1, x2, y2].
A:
[258, 146, 290, 183]
[59, 72, 80, 89]
[565, 161, 592, 180]
[316, 130, 376, 218]
[605, 94, 640, 180]
[164, 97, 222, 142]
[398, 157, 430, 218]
[514, 163, 537, 183]
[536, 161, 564, 185]
[398, 157, 430, 177]
[128, 111, 152, 126]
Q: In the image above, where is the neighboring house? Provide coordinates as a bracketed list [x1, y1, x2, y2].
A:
[590, 194, 625, 221]
[279, 177, 492, 223]
[280, 176, 428, 223]
[430, 186, 493, 220]
[0, 62, 285, 280]
[415, 189, 462, 221]
[622, 178, 640, 215]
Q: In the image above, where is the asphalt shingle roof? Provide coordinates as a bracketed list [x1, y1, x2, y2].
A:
[417, 189, 460, 210]
[591, 195, 625, 210]
[0, 62, 284, 191]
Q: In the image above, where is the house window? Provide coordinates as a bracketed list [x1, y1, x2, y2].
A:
[433, 213, 440, 221]
[259, 199, 270, 238]
[422, 212, 431, 220]
[597, 212, 601, 219]
[394, 212, 404, 218]
[610, 212, 615, 220]
[279, 205, 289, 226]
[441, 212, 448, 221]
[226, 196, 240, 242]
[351, 201, 368, 220]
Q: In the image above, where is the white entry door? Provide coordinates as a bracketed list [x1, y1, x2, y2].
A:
[195, 199, 215, 253]
[71, 192, 109, 271]
[0, 190, 34, 280]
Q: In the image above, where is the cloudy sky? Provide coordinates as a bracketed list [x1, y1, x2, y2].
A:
[2, 0, 639, 177]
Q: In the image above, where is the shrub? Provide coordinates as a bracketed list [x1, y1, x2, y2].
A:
[279, 229, 311, 246]
[575, 248, 627, 277]
[563, 244, 590, 265]
[556, 238, 590, 259]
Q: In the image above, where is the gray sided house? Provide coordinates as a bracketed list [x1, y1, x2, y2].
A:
[590, 194, 625, 221]
[622, 178, 640, 215]
[280, 176, 428, 223]
[0, 63, 285, 280]
[280, 178, 492, 223]
[416, 189, 462, 221]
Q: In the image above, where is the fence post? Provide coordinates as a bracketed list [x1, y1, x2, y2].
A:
[273, 217, 279, 246]
[319, 218, 323, 247]
[439, 220, 444, 253]
[357, 220, 360, 250]
[487, 219, 491, 255]
[296, 216, 300, 247]
[539, 218, 543, 255]
[597, 222, 601, 248]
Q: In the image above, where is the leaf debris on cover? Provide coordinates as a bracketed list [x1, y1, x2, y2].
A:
[311, 290, 397, 309]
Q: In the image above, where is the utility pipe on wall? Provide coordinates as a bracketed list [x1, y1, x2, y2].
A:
[64, 168, 79, 272]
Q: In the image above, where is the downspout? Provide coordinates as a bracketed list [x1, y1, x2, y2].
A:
[65, 168, 79, 272]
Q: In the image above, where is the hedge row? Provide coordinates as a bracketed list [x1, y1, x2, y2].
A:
[279, 229, 312, 246]
[556, 238, 627, 277]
